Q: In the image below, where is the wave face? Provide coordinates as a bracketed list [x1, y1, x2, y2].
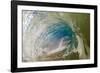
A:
[22, 11, 79, 61]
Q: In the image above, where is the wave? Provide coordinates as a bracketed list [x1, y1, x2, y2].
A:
[22, 11, 86, 61]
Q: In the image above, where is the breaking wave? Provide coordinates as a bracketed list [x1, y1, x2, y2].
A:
[22, 11, 86, 61]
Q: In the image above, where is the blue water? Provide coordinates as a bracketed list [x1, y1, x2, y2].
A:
[35, 20, 77, 53]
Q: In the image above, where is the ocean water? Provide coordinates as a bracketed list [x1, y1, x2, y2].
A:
[22, 10, 90, 62]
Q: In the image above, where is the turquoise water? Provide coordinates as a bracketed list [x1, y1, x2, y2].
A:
[22, 11, 90, 62]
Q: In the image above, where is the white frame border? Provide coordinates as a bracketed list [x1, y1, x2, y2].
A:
[17, 5, 94, 68]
